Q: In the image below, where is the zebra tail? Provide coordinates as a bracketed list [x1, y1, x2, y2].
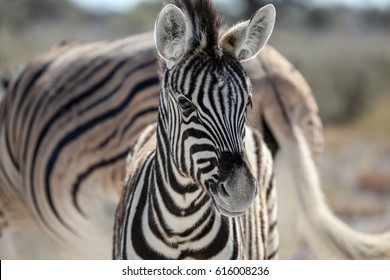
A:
[284, 124, 390, 259]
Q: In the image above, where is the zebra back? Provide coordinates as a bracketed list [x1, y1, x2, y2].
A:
[0, 33, 161, 258]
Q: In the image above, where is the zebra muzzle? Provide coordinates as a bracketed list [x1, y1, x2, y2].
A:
[209, 164, 258, 217]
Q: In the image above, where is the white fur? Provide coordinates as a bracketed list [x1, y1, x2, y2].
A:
[219, 4, 276, 61]
[154, 4, 189, 69]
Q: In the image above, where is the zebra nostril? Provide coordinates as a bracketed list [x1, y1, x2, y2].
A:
[219, 183, 229, 197]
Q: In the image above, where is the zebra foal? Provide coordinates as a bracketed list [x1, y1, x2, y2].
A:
[113, 0, 278, 259]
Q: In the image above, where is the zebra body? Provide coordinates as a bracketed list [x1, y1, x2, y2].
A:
[113, 0, 278, 259]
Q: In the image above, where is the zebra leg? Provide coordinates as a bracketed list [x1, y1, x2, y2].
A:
[257, 138, 279, 259]
[245, 128, 279, 259]
[265, 173, 279, 259]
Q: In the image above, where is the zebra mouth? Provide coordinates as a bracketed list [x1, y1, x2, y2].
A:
[208, 183, 251, 217]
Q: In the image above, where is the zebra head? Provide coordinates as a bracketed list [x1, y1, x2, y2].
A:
[154, 0, 275, 217]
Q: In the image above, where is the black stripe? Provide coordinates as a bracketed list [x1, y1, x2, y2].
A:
[22, 56, 107, 138]
[71, 149, 129, 215]
[185, 55, 209, 95]
[231, 220, 239, 259]
[131, 159, 171, 260]
[121, 154, 153, 259]
[7, 63, 51, 171]
[155, 157, 201, 213]
[269, 221, 277, 233]
[267, 248, 278, 259]
[262, 118, 279, 158]
[266, 173, 275, 201]
[46, 56, 109, 104]
[259, 202, 266, 259]
[150, 182, 177, 236]
[24, 56, 131, 233]
[95, 129, 118, 150]
[21, 56, 110, 162]
[121, 105, 159, 139]
[179, 214, 230, 259]
[248, 214, 253, 258]
[40, 77, 160, 233]
[26, 57, 131, 163]
[17, 63, 51, 108]
[180, 203, 213, 239]
[148, 191, 178, 248]
[4, 126, 20, 172]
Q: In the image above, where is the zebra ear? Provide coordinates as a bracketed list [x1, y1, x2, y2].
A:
[154, 4, 189, 69]
[219, 4, 275, 62]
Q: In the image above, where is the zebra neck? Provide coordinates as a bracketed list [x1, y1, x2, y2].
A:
[145, 116, 214, 235]
[153, 118, 211, 209]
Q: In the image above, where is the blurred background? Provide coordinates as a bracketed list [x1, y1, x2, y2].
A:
[0, 0, 389, 258]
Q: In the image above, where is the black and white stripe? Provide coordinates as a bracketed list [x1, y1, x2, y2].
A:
[0, 34, 162, 258]
[114, 124, 277, 259]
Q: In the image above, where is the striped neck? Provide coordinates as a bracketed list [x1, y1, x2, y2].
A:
[149, 104, 216, 239]
[144, 118, 240, 258]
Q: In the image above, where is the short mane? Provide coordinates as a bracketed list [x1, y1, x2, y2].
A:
[172, 0, 222, 54]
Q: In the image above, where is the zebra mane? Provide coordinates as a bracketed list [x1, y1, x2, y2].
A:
[172, 0, 222, 54]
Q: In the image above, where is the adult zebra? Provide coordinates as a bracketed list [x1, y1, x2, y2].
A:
[113, 0, 278, 260]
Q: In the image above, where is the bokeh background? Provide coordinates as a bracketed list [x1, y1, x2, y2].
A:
[1, 0, 389, 258]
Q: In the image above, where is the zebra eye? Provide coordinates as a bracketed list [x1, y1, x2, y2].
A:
[178, 96, 195, 112]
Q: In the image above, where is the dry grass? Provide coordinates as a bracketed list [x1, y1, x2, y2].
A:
[324, 96, 390, 147]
